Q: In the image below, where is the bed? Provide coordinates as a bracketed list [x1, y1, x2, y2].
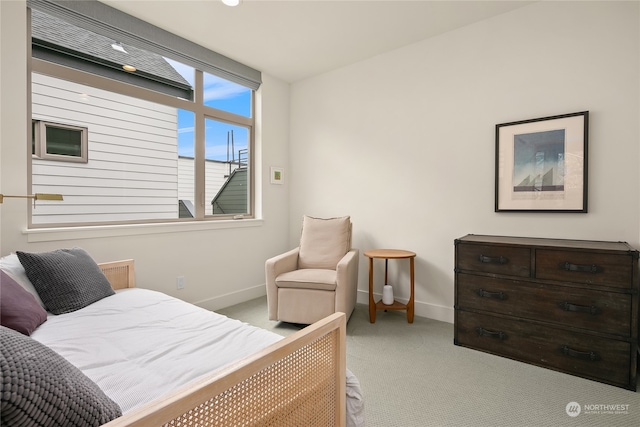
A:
[0, 250, 365, 427]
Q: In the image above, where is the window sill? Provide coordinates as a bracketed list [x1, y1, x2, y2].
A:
[25, 219, 263, 243]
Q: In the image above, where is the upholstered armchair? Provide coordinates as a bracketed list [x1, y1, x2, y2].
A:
[265, 215, 359, 324]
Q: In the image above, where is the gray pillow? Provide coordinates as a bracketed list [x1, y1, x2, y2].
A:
[17, 248, 114, 315]
[0, 325, 122, 426]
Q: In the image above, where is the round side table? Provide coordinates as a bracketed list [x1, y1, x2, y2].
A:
[364, 249, 416, 323]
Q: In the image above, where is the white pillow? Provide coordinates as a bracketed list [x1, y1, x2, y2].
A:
[0, 253, 46, 309]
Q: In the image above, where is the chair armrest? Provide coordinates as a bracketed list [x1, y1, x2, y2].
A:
[265, 247, 299, 320]
[266, 247, 299, 278]
[336, 249, 359, 274]
[335, 249, 359, 320]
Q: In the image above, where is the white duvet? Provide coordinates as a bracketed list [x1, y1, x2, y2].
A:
[31, 288, 364, 426]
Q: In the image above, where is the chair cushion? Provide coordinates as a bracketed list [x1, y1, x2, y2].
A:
[276, 269, 337, 291]
[298, 215, 350, 270]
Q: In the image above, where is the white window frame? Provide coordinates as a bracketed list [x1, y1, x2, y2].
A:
[32, 119, 88, 163]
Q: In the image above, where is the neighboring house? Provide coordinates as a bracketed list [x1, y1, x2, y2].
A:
[211, 168, 247, 215]
[177, 156, 244, 218]
[30, 10, 243, 224]
[31, 72, 179, 224]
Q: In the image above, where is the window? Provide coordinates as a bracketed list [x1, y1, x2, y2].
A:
[32, 120, 88, 162]
[205, 120, 250, 215]
[27, 3, 258, 227]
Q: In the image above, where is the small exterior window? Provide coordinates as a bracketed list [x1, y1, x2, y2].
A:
[32, 120, 88, 163]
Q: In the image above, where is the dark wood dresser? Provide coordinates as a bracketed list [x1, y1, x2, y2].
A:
[454, 234, 639, 390]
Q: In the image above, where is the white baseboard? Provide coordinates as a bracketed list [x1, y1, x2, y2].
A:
[357, 290, 453, 324]
[195, 284, 267, 312]
[195, 286, 454, 324]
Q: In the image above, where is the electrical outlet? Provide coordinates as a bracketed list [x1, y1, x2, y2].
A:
[176, 276, 185, 290]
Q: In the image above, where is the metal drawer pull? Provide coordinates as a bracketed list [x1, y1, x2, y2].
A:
[562, 262, 602, 273]
[478, 255, 508, 264]
[476, 327, 507, 340]
[477, 289, 507, 300]
[561, 345, 601, 361]
[560, 302, 600, 315]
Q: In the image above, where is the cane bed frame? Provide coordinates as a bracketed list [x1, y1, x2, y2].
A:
[97, 260, 347, 427]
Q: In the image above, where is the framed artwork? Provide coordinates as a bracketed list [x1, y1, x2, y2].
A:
[270, 167, 284, 184]
[495, 111, 588, 212]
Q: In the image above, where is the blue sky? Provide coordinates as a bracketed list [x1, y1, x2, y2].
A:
[165, 58, 251, 161]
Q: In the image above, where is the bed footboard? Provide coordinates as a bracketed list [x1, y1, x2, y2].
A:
[102, 312, 347, 427]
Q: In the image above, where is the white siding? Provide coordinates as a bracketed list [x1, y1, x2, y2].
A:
[177, 156, 195, 206]
[32, 73, 179, 224]
[177, 157, 242, 216]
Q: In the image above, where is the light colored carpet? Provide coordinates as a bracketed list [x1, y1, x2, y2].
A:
[217, 297, 639, 427]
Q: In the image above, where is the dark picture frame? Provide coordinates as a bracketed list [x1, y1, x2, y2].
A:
[495, 111, 589, 212]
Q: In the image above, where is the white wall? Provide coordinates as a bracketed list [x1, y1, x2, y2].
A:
[289, 1, 640, 323]
[0, 0, 292, 310]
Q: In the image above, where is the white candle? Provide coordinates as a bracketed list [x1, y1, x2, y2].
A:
[382, 285, 394, 305]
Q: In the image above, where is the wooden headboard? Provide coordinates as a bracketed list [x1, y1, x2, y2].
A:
[98, 259, 135, 290]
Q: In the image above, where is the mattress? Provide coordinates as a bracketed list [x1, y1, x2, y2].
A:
[31, 288, 364, 425]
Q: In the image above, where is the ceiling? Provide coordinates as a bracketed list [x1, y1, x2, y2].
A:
[101, 0, 535, 83]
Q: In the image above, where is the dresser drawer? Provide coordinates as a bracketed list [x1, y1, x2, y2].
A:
[536, 249, 634, 289]
[456, 274, 632, 337]
[455, 310, 632, 387]
[456, 243, 530, 278]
